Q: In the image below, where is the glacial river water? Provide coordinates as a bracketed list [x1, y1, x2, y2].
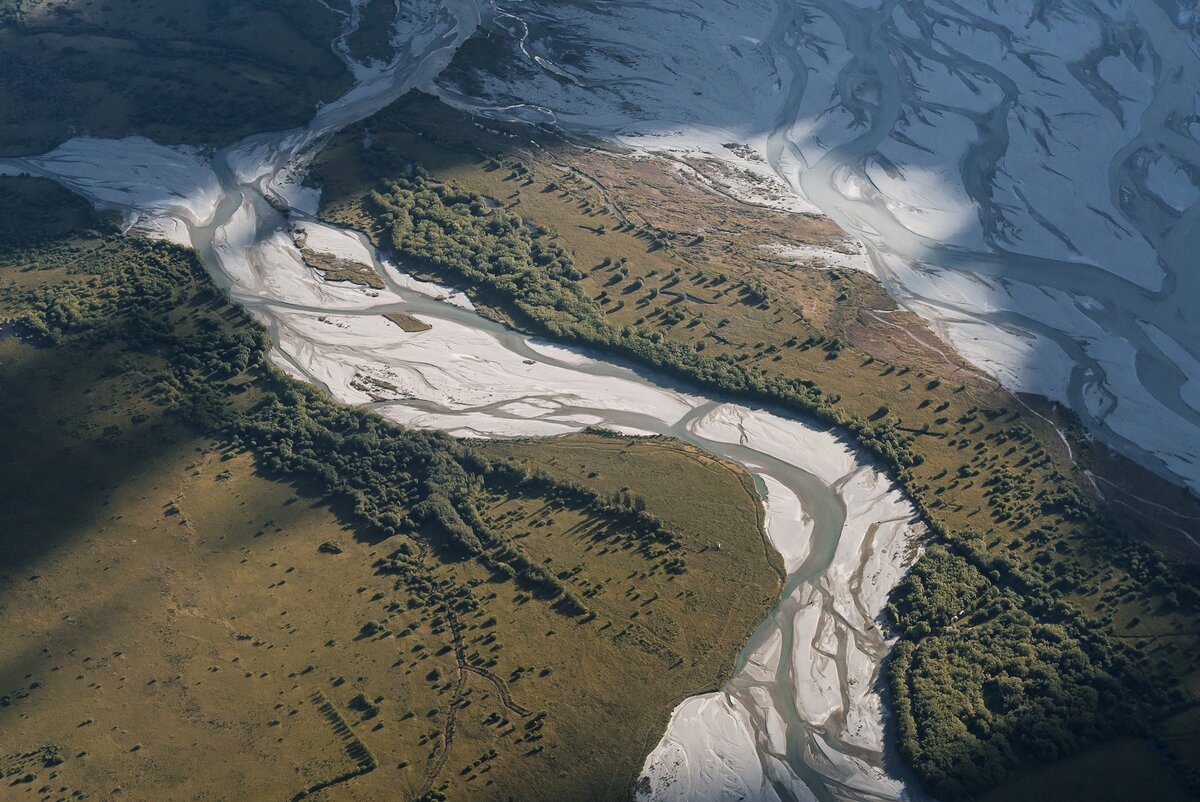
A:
[773, 0, 1200, 496]
[0, 2, 932, 800]
[424, 0, 1200, 499]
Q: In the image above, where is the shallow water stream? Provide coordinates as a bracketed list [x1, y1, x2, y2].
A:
[1, 2, 927, 799]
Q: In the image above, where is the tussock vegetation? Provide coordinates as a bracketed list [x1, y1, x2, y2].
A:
[384, 311, 432, 332]
[294, 691, 379, 799]
[298, 245, 386, 289]
[6, 218, 686, 603]
[371, 171, 921, 472]
[311, 100, 1200, 800]
[0, 198, 778, 800]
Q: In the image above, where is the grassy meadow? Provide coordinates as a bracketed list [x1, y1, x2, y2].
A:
[310, 94, 1200, 800]
[0, 176, 781, 800]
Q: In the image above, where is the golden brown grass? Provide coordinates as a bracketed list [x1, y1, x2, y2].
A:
[309, 93, 1200, 799]
[0, 253, 779, 801]
[384, 312, 432, 333]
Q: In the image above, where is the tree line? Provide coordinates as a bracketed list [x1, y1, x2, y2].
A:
[6, 230, 687, 619]
[363, 169, 1200, 799]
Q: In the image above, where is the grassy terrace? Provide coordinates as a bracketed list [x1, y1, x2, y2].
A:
[311, 93, 1200, 800]
[0, 177, 780, 800]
